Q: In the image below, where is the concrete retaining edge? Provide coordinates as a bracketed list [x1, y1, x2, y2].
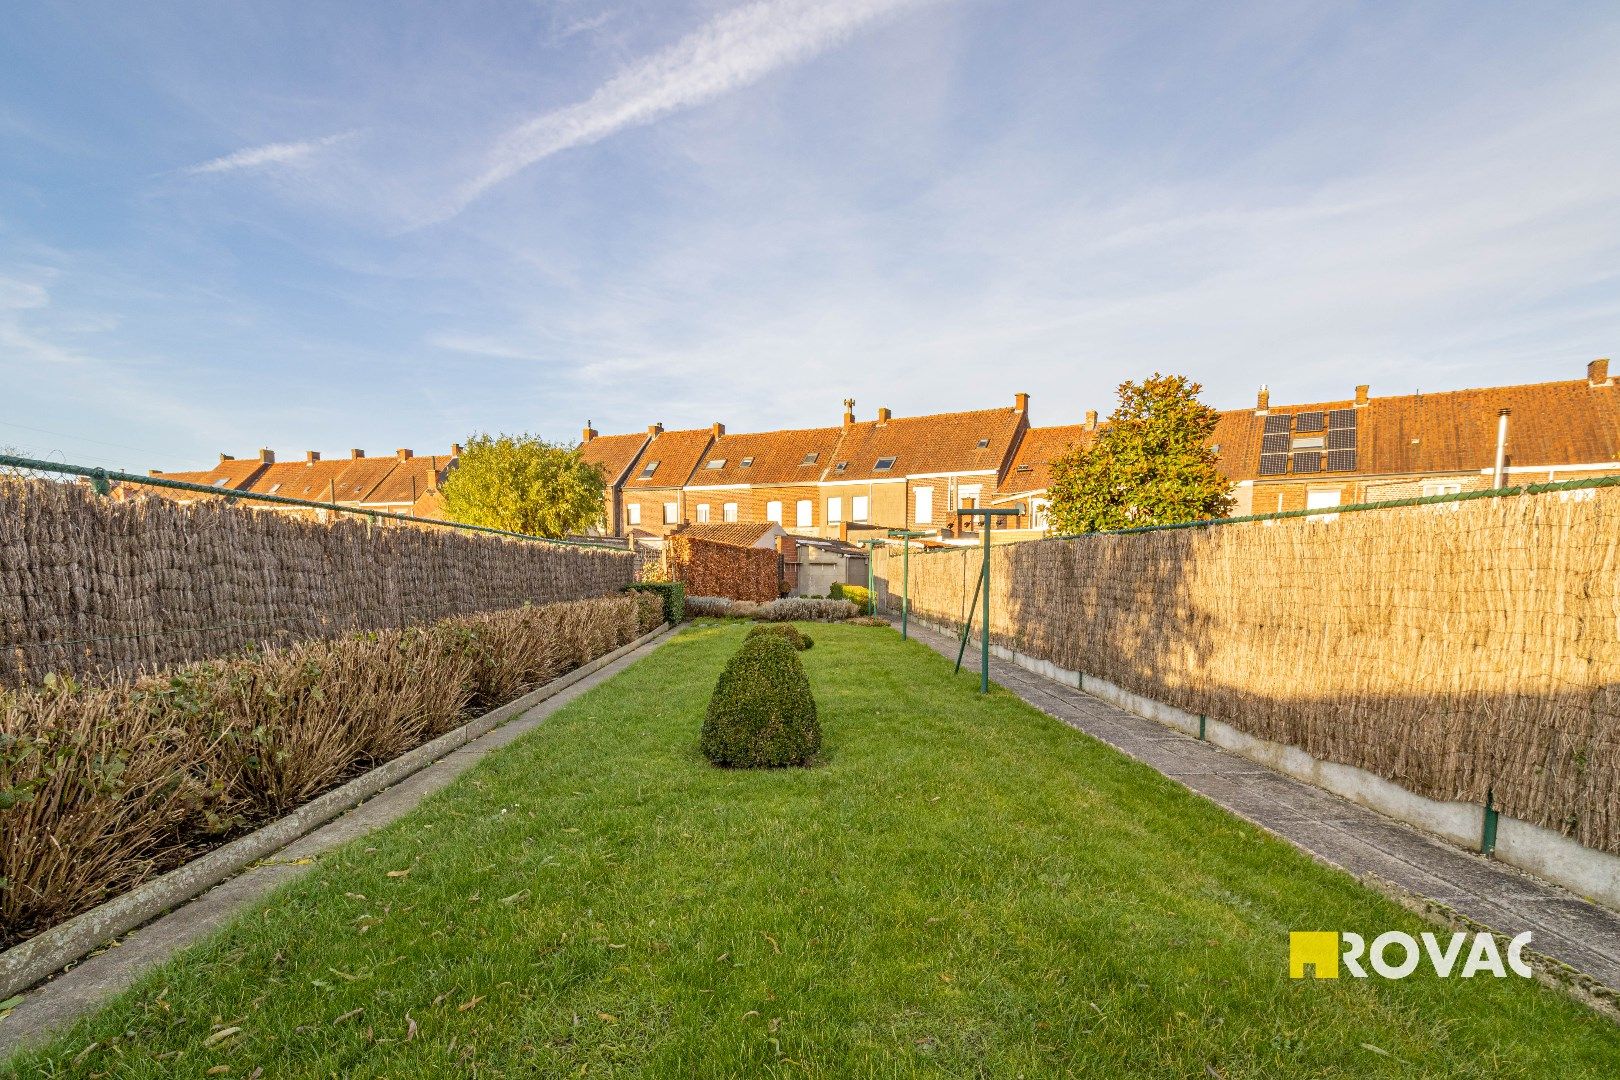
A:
[0, 621, 670, 1002]
[906, 615, 1620, 913]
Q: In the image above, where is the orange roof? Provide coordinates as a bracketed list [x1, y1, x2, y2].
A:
[578, 432, 651, 486]
[1212, 372, 1620, 482]
[623, 428, 714, 490]
[823, 406, 1025, 482]
[366, 455, 454, 505]
[143, 458, 268, 497]
[996, 423, 1094, 496]
[243, 458, 353, 501]
[670, 521, 781, 548]
[329, 457, 401, 501]
[687, 426, 843, 487]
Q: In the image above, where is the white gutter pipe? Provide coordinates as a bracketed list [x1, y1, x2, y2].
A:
[1493, 409, 1510, 488]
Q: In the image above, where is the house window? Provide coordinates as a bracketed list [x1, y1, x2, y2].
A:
[914, 486, 933, 524]
[740, 457, 754, 468]
[212, 478, 229, 487]
[1032, 498, 1050, 530]
[267, 483, 282, 494]
[724, 502, 739, 523]
[663, 502, 678, 524]
[1306, 488, 1341, 523]
[957, 484, 982, 508]
[796, 499, 812, 527]
[852, 495, 869, 522]
[696, 503, 711, 523]
[766, 501, 783, 524]
[638, 460, 660, 479]
[828, 496, 843, 523]
[1423, 481, 1463, 513]
[873, 456, 896, 472]
[976, 438, 989, 448]
[627, 503, 641, 525]
[800, 452, 819, 466]
[705, 459, 726, 470]
[834, 462, 849, 474]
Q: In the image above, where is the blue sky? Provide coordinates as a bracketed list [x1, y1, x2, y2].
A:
[2, 1, 1617, 472]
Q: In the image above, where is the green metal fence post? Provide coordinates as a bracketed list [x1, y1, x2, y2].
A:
[886, 529, 932, 640]
[1482, 789, 1499, 856]
[953, 508, 1017, 694]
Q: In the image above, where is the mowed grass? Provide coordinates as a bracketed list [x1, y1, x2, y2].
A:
[9, 622, 1619, 1078]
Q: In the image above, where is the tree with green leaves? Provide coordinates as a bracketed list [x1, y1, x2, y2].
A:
[1045, 373, 1234, 534]
[439, 433, 605, 538]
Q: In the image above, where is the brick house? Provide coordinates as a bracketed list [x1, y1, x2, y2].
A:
[619, 424, 718, 537]
[681, 425, 844, 534]
[990, 414, 1098, 535]
[577, 424, 653, 535]
[143, 447, 459, 523]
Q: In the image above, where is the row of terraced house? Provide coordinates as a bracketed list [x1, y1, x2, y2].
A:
[145, 358, 1618, 544]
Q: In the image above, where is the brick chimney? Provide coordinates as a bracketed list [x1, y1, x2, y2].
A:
[305, 450, 320, 464]
[837, 522, 848, 542]
[258, 448, 275, 464]
[218, 453, 234, 463]
[1084, 410, 1098, 430]
[1589, 358, 1612, 386]
[711, 422, 725, 439]
[647, 422, 664, 437]
[581, 423, 597, 443]
[1255, 386, 1270, 414]
[1015, 391, 1029, 412]
[451, 443, 463, 457]
[396, 448, 413, 460]
[1355, 384, 1370, 406]
[876, 407, 891, 423]
[842, 398, 855, 428]
[350, 448, 365, 459]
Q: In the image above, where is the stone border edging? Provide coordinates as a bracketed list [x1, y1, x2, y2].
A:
[0, 622, 670, 1002]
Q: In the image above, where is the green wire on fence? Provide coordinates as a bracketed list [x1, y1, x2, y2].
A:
[1049, 472, 1620, 540]
[0, 453, 627, 551]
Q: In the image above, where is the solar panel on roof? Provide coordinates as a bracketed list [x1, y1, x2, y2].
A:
[1328, 409, 1356, 429]
[1326, 428, 1356, 450]
[1261, 433, 1289, 453]
[1294, 412, 1325, 432]
[1292, 451, 1322, 473]
[1259, 453, 1288, 476]
[1326, 449, 1357, 471]
[1263, 415, 1291, 434]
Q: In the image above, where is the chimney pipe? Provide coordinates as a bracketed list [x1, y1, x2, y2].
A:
[219, 453, 234, 463]
[711, 422, 725, 439]
[1590, 358, 1612, 386]
[1493, 409, 1510, 488]
[350, 448, 364, 459]
[842, 398, 856, 428]
[305, 450, 320, 464]
[1355, 384, 1370, 407]
[647, 422, 664, 436]
[258, 448, 275, 464]
[1084, 410, 1098, 430]
[581, 424, 597, 443]
[876, 407, 891, 423]
[1014, 392, 1029, 412]
[1255, 386, 1270, 413]
[396, 448, 413, 460]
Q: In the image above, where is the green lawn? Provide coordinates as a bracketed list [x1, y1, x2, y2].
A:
[8, 621, 1618, 1077]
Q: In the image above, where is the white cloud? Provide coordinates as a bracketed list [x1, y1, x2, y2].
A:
[449, 0, 940, 214]
[184, 131, 357, 176]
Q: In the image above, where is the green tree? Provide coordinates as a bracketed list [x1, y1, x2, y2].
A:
[440, 433, 605, 538]
[1045, 373, 1234, 534]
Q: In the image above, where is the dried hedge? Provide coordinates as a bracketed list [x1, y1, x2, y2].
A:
[874, 487, 1620, 855]
[0, 594, 641, 947]
[0, 477, 634, 687]
[667, 536, 778, 602]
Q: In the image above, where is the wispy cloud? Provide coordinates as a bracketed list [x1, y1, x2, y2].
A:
[449, 0, 939, 215]
[184, 131, 356, 176]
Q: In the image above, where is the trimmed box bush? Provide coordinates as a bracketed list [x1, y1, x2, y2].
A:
[747, 622, 813, 650]
[626, 580, 685, 624]
[700, 634, 821, 768]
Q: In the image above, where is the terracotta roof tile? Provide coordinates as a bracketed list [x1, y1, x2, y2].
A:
[579, 432, 652, 486]
[825, 407, 1025, 482]
[623, 428, 714, 490]
[670, 521, 781, 548]
[687, 426, 844, 487]
[366, 455, 454, 504]
[995, 424, 1095, 496]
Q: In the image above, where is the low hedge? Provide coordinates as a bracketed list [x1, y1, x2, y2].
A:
[752, 597, 859, 622]
[747, 623, 813, 650]
[700, 634, 821, 768]
[627, 581, 685, 624]
[831, 583, 872, 611]
[0, 595, 642, 949]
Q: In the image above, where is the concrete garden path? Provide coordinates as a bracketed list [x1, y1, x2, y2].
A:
[906, 621, 1620, 1011]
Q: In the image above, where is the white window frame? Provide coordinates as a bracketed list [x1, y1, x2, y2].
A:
[696, 503, 711, 523]
[1305, 487, 1341, 523]
[828, 496, 843, 523]
[957, 483, 982, 509]
[795, 499, 812, 527]
[662, 502, 678, 525]
[723, 502, 739, 522]
[914, 486, 933, 524]
[766, 500, 783, 524]
[852, 494, 870, 522]
[626, 503, 641, 526]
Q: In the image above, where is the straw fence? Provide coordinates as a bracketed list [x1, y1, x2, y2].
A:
[873, 488, 1620, 855]
[0, 478, 633, 687]
[666, 535, 780, 602]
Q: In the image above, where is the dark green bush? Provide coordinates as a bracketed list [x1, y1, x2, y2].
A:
[747, 622, 813, 650]
[627, 580, 685, 624]
[700, 634, 820, 768]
